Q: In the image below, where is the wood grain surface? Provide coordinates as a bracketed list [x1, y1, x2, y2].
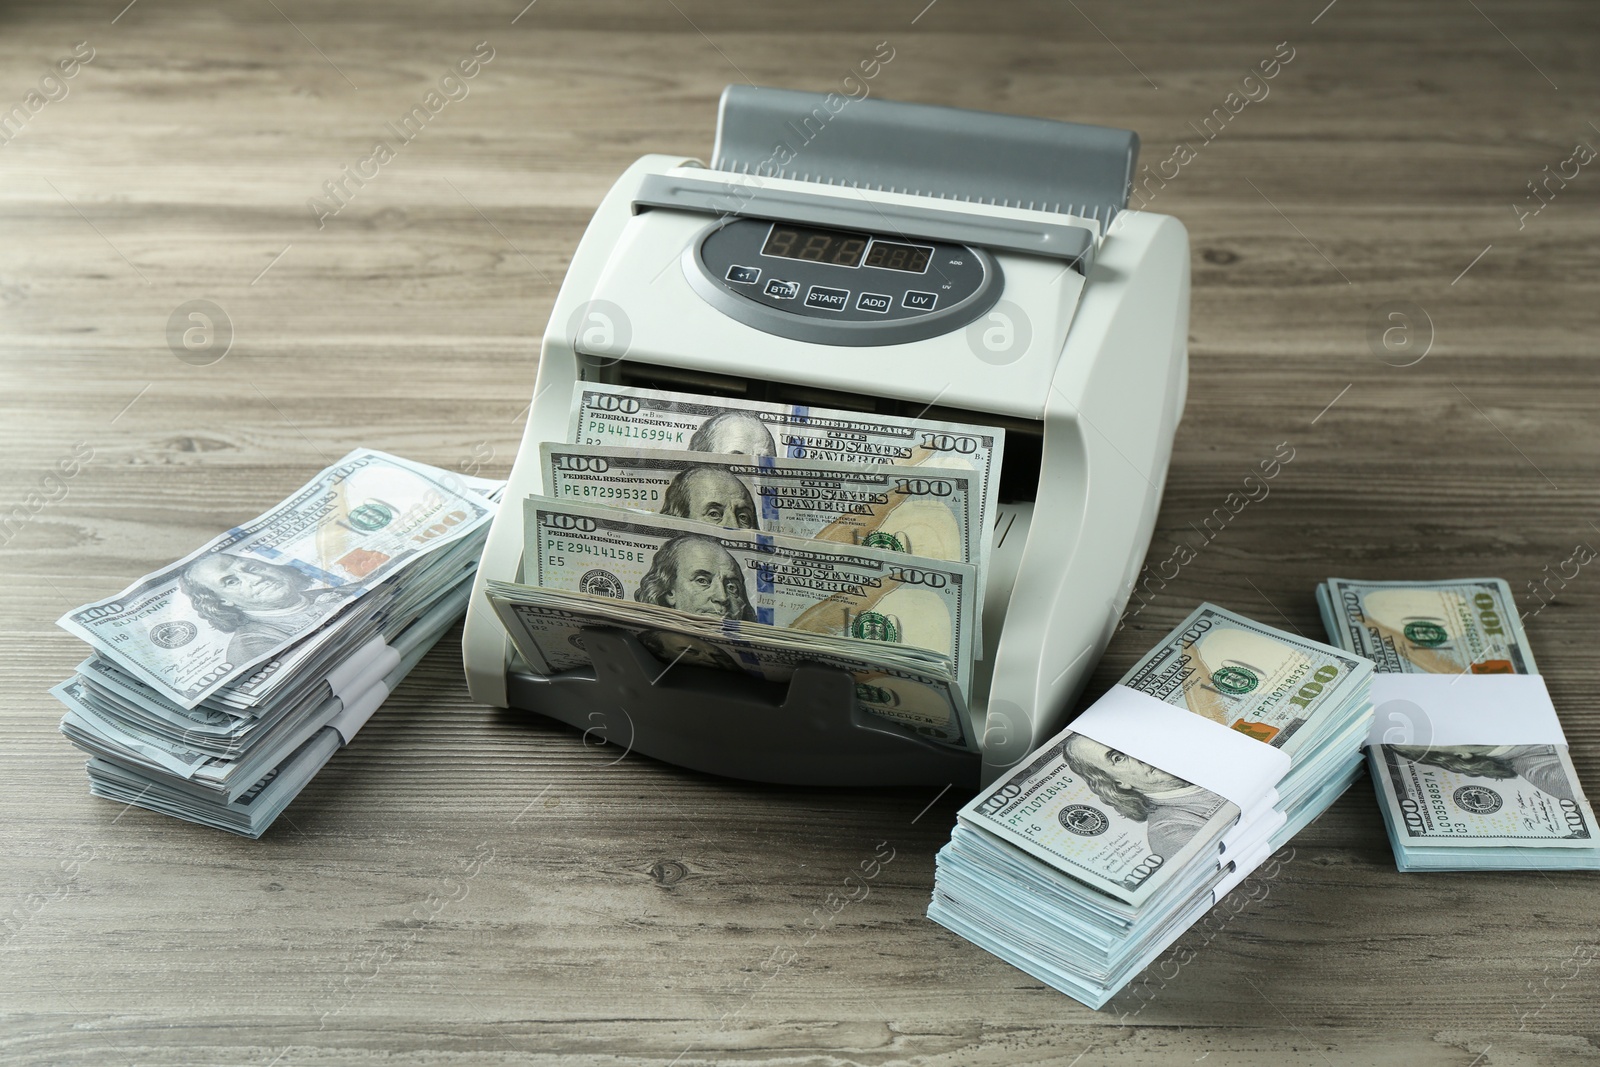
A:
[4, 1, 1599, 1063]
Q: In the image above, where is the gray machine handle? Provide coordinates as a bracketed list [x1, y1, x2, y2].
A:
[710, 85, 1139, 227]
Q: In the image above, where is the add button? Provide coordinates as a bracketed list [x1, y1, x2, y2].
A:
[856, 292, 893, 314]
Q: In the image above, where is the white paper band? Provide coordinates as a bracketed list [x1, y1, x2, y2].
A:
[325, 636, 402, 704]
[1221, 797, 1286, 861]
[1212, 840, 1272, 905]
[1366, 673, 1566, 748]
[1069, 685, 1293, 813]
[328, 680, 391, 746]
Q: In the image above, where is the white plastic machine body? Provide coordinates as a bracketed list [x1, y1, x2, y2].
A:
[463, 87, 1188, 787]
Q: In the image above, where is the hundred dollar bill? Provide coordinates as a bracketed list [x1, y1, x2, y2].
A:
[486, 582, 973, 750]
[540, 442, 983, 571]
[960, 603, 1374, 907]
[58, 449, 495, 709]
[567, 382, 1006, 544]
[1372, 742, 1597, 849]
[54, 677, 215, 777]
[959, 725, 1238, 907]
[1119, 603, 1374, 761]
[522, 495, 978, 694]
[1318, 578, 1598, 854]
[1316, 577, 1537, 675]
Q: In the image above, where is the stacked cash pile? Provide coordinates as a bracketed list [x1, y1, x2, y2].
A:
[1318, 577, 1600, 871]
[52, 450, 502, 837]
[928, 604, 1374, 1009]
[486, 383, 1007, 752]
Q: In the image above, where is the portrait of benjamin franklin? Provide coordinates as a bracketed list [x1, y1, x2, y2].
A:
[660, 465, 758, 530]
[179, 553, 353, 664]
[1393, 744, 1576, 803]
[687, 411, 777, 457]
[634, 534, 756, 622]
[1061, 735, 1229, 859]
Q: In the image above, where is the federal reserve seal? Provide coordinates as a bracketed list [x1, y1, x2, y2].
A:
[348, 502, 394, 531]
[1453, 784, 1503, 815]
[578, 569, 624, 598]
[149, 621, 198, 649]
[861, 530, 904, 552]
[1211, 664, 1259, 695]
[1058, 804, 1110, 837]
[1403, 620, 1449, 648]
[850, 611, 899, 642]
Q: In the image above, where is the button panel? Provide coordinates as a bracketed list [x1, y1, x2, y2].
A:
[690, 216, 999, 345]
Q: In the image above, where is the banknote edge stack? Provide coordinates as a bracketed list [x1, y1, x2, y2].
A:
[928, 602, 1376, 1009]
[51, 449, 503, 838]
[1316, 576, 1600, 872]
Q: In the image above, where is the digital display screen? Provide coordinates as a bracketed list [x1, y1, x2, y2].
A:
[864, 240, 932, 274]
[760, 224, 869, 267]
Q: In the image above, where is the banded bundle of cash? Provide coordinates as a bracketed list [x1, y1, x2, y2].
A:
[928, 604, 1374, 1009]
[1317, 577, 1600, 871]
[484, 383, 1006, 752]
[51, 450, 502, 838]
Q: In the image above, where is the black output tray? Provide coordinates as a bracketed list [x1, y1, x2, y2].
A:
[506, 628, 981, 787]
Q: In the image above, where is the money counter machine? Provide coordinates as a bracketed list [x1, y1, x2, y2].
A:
[463, 87, 1190, 787]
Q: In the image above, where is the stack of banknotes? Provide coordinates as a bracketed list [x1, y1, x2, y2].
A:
[485, 383, 1007, 752]
[51, 450, 502, 837]
[1318, 577, 1600, 871]
[928, 604, 1375, 1009]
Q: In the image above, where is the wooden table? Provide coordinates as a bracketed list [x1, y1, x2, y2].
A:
[4, 2, 1597, 1063]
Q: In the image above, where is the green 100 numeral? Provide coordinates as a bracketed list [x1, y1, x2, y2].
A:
[1287, 663, 1340, 708]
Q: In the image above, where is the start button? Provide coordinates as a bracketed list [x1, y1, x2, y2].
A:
[804, 285, 850, 312]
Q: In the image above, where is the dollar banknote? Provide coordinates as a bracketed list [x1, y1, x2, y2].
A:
[958, 726, 1238, 907]
[522, 495, 978, 693]
[1318, 578, 1599, 855]
[1372, 742, 1596, 848]
[540, 442, 984, 571]
[55, 677, 215, 777]
[1317, 577, 1537, 675]
[1120, 603, 1373, 760]
[486, 581, 973, 750]
[58, 449, 496, 709]
[567, 382, 1006, 536]
[959, 603, 1373, 907]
